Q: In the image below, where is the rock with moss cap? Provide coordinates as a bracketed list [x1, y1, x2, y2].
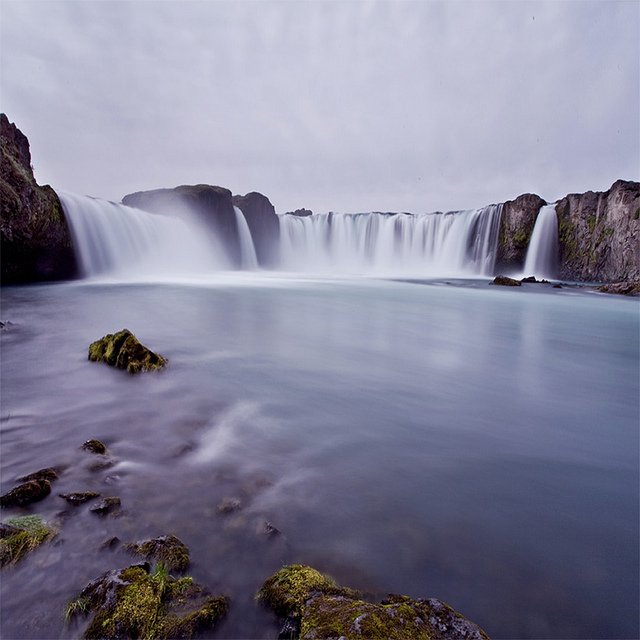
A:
[66, 563, 228, 639]
[491, 275, 522, 287]
[88, 329, 166, 374]
[124, 534, 190, 572]
[0, 515, 57, 567]
[257, 564, 489, 640]
[596, 280, 640, 296]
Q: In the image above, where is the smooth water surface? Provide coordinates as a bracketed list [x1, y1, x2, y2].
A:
[1, 276, 638, 639]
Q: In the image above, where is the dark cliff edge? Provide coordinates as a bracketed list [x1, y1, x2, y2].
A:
[555, 179, 639, 282]
[232, 191, 280, 266]
[0, 114, 77, 284]
[496, 193, 547, 274]
[123, 185, 243, 267]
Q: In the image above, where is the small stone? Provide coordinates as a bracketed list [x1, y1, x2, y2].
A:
[216, 498, 242, 514]
[81, 439, 107, 454]
[59, 492, 100, 505]
[262, 521, 281, 537]
[89, 496, 121, 516]
[100, 536, 121, 550]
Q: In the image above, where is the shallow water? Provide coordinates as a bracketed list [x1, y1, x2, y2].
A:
[1, 276, 638, 639]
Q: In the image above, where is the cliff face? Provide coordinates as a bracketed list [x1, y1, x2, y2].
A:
[555, 180, 639, 282]
[123, 185, 242, 266]
[496, 193, 546, 273]
[232, 192, 280, 266]
[0, 114, 77, 283]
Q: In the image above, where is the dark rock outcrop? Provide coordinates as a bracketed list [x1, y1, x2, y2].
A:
[89, 496, 121, 516]
[88, 329, 166, 374]
[0, 479, 51, 507]
[496, 193, 546, 273]
[555, 180, 639, 282]
[257, 564, 489, 640]
[123, 185, 242, 266]
[595, 280, 640, 296]
[233, 191, 280, 265]
[0, 114, 77, 283]
[491, 275, 522, 287]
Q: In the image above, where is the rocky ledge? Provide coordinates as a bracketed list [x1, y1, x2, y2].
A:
[0, 114, 77, 283]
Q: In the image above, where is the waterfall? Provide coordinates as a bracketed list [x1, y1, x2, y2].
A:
[523, 204, 559, 279]
[278, 204, 503, 276]
[233, 206, 259, 269]
[59, 192, 230, 279]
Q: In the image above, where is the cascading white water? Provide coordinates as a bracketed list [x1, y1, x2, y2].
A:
[279, 204, 503, 276]
[233, 206, 258, 269]
[59, 192, 230, 279]
[523, 204, 559, 279]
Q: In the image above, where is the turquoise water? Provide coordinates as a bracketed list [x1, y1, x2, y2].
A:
[1, 276, 638, 638]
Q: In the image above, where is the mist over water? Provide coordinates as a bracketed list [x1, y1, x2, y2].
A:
[0, 278, 637, 640]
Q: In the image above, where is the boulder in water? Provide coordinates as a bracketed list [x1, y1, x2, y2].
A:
[124, 535, 190, 573]
[257, 564, 490, 640]
[88, 329, 166, 374]
[0, 479, 51, 507]
[491, 276, 522, 287]
[65, 564, 229, 639]
[81, 439, 107, 454]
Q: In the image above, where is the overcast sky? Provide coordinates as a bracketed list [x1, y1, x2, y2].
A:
[1, 0, 638, 214]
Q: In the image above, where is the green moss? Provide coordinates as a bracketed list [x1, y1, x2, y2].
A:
[587, 215, 597, 234]
[0, 515, 56, 567]
[67, 564, 228, 640]
[512, 229, 528, 249]
[257, 564, 352, 618]
[635, 207, 640, 220]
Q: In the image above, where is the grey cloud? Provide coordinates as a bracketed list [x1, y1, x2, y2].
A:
[1, 0, 637, 214]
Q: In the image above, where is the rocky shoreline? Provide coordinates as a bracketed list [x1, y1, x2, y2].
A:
[1, 113, 638, 285]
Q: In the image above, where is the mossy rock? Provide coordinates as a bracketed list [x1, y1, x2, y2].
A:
[0, 478, 51, 507]
[88, 329, 167, 374]
[124, 534, 190, 573]
[491, 275, 521, 287]
[257, 565, 490, 640]
[59, 492, 100, 505]
[81, 439, 107, 455]
[596, 281, 640, 296]
[66, 563, 228, 639]
[16, 467, 60, 483]
[0, 515, 57, 567]
[257, 564, 357, 619]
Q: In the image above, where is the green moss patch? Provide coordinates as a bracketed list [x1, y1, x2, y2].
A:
[257, 565, 490, 640]
[88, 329, 166, 374]
[66, 563, 228, 639]
[0, 515, 57, 567]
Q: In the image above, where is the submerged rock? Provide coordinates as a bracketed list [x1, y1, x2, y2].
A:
[0, 515, 57, 567]
[59, 492, 100, 505]
[491, 275, 522, 287]
[89, 496, 121, 516]
[0, 478, 51, 507]
[81, 439, 107, 455]
[124, 535, 190, 573]
[216, 497, 243, 514]
[257, 564, 489, 640]
[66, 564, 229, 639]
[88, 329, 166, 374]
